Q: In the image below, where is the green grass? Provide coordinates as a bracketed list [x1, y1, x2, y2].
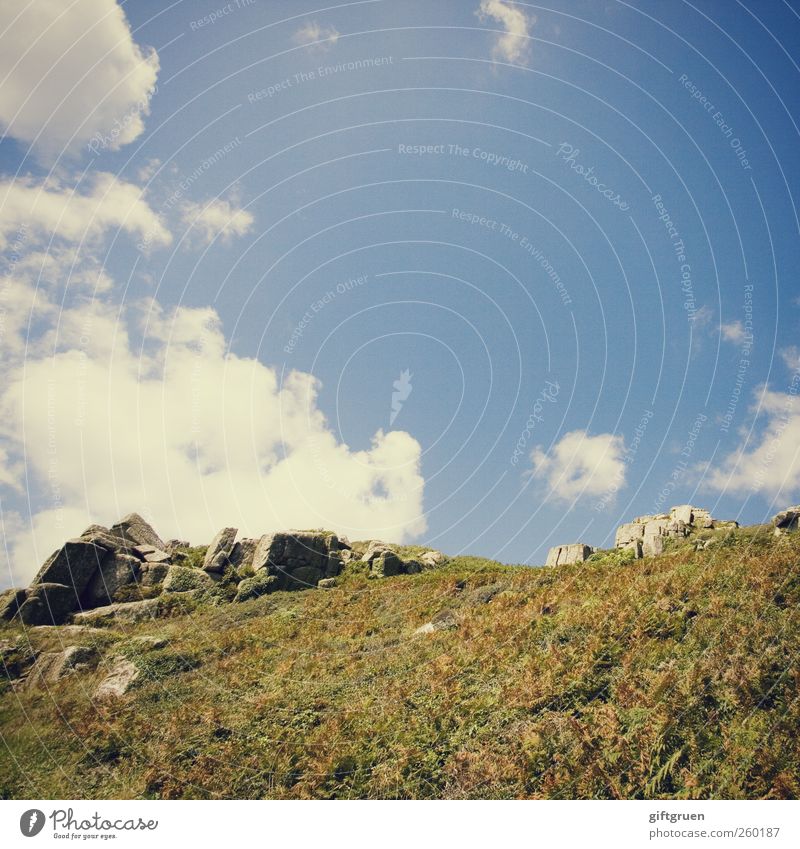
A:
[1, 527, 799, 799]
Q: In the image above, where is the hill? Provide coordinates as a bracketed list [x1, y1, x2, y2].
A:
[1, 522, 799, 799]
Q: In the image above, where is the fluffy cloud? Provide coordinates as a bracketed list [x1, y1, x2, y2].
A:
[179, 196, 254, 247]
[0, 0, 158, 157]
[0, 172, 170, 251]
[292, 21, 340, 51]
[476, 0, 535, 65]
[721, 321, 750, 345]
[703, 381, 800, 500]
[530, 430, 627, 502]
[0, 301, 426, 585]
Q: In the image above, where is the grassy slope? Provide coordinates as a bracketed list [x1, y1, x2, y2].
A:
[1, 526, 799, 800]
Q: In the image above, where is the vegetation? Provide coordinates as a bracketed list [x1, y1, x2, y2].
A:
[1, 526, 798, 799]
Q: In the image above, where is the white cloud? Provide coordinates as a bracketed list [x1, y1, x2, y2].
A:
[179, 196, 254, 247]
[0, 0, 159, 157]
[0, 172, 171, 251]
[476, 0, 534, 66]
[530, 429, 627, 502]
[292, 20, 340, 51]
[0, 301, 427, 586]
[703, 382, 800, 500]
[721, 320, 750, 345]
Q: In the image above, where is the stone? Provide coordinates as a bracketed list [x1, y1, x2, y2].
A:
[82, 553, 141, 607]
[772, 506, 800, 534]
[643, 535, 665, 557]
[138, 562, 170, 587]
[615, 522, 645, 548]
[162, 565, 212, 593]
[614, 505, 732, 559]
[283, 566, 323, 590]
[25, 645, 98, 688]
[252, 531, 332, 574]
[203, 527, 238, 573]
[318, 578, 337, 589]
[128, 636, 169, 650]
[108, 513, 165, 551]
[420, 550, 447, 569]
[370, 551, 405, 577]
[33, 540, 108, 598]
[165, 539, 190, 552]
[137, 547, 171, 564]
[467, 582, 506, 604]
[72, 597, 163, 627]
[95, 656, 139, 698]
[235, 572, 279, 602]
[229, 538, 258, 571]
[363, 540, 392, 564]
[0, 588, 27, 621]
[0, 638, 37, 680]
[545, 543, 594, 567]
[17, 584, 79, 626]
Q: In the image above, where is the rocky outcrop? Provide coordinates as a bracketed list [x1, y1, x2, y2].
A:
[251, 531, 343, 589]
[83, 553, 141, 608]
[16, 583, 81, 626]
[229, 537, 258, 571]
[772, 506, 800, 536]
[546, 543, 595, 567]
[72, 597, 164, 627]
[203, 527, 238, 573]
[108, 513, 166, 551]
[615, 505, 737, 559]
[33, 540, 108, 604]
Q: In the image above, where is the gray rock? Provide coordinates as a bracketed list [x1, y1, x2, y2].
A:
[363, 540, 393, 564]
[203, 527, 238, 573]
[419, 550, 447, 569]
[95, 656, 139, 698]
[546, 543, 595, 567]
[17, 583, 79, 626]
[283, 566, 323, 590]
[72, 597, 163, 627]
[108, 513, 165, 551]
[772, 506, 800, 534]
[0, 588, 27, 621]
[467, 582, 506, 604]
[135, 546, 171, 564]
[252, 531, 332, 574]
[370, 551, 405, 577]
[235, 572, 278, 602]
[318, 578, 337, 589]
[33, 540, 108, 598]
[229, 538, 258, 571]
[165, 539, 190, 552]
[162, 565, 212, 593]
[82, 553, 141, 607]
[25, 645, 99, 688]
[138, 562, 170, 587]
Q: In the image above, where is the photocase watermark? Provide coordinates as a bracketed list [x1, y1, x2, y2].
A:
[19, 807, 158, 837]
[86, 86, 158, 154]
[390, 369, 413, 426]
[679, 73, 752, 170]
[283, 273, 368, 355]
[398, 143, 530, 174]
[510, 379, 560, 465]
[136, 136, 243, 252]
[189, 0, 256, 31]
[554, 143, 630, 211]
[247, 57, 394, 102]
[452, 209, 572, 307]
[593, 409, 653, 511]
[653, 411, 707, 511]
[720, 283, 754, 433]
[652, 193, 699, 323]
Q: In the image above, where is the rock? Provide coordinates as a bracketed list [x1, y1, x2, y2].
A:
[253, 531, 331, 573]
[138, 562, 170, 587]
[318, 578, 337, 589]
[0, 588, 27, 621]
[82, 553, 141, 607]
[229, 538, 258, 571]
[415, 610, 458, 634]
[32, 540, 108, 599]
[79, 524, 130, 553]
[420, 550, 447, 569]
[203, 527, 238, 573]
[108, 513, 165, 551]
[165, 539, 190, 553]
[643, 535, 665, 557]
[403, 559, 423, 574]
[0, 638, 37, 680]
[614, 505, 733, 559]
[136, 547, 171, 564]
[72, 597, 163, 627]
[615, 522, 646, 548]
[25, 645, 98, 688]
[545, 543, 595, 567]
[95, 656, 139, 698]
[370, 551, 405, 577]
[162, 565, 212, 593]
[772, 506, 800, 535]
[467, 582, 506, 604]
[283, 566, 323, 590]
[128, 636, 169, 650]
[235, 572, 278, 602]
[17, 584, 79, 626]
[363, 540, 392, 564]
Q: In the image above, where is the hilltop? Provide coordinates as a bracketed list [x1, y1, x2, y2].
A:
[1, 511, 799, 799]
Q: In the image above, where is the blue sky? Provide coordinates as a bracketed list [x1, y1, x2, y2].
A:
[1, 0, 799, 584]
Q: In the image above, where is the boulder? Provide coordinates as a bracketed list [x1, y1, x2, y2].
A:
[370, 551, 405, 577]
[318, 578, 337, 589]
[162, 565, 212, 593]
[165, 539, 190, 553]
[420, 550, 447, 569]
[0, 588, 27, 621]
[16, 583, 78, 626]
[772, 506, 800, 535]
[72, 597, 163, 627]
[33, 540, 108, 598]
[615, 522, 645, 548]
[283, 566, 323, 590]
[24, 645, 98, 688]
[235, 571, 279, 602]
[95, 656, 139, 698]
[363, 540, 393, 564]
[546, 543, 594, 567]
[229, 538, 258, 571]
[138, 562, 170, 587]
[82, 553, 141, 607]
[614, 505, 732, 559]
[134, 546, 171, 564]
[108, 513, 165, 551]
[253, 531, 332, 573]
[466, 582, 506, 605]
[203, 527, 238, 573]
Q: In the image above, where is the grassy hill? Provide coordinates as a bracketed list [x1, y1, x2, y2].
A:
[2, 524, 799, 799]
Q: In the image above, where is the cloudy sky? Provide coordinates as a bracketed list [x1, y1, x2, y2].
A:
[1, 0, 799, 586]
